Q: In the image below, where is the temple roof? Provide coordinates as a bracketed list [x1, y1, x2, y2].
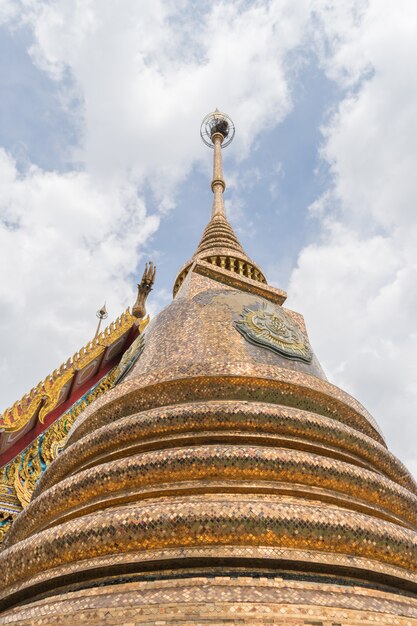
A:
[0, 309, 143, 465]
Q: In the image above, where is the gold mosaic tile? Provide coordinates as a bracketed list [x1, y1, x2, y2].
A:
[68, 373, 386, 449]
[36, 401, 415, 496]
[1, 494, 417, 602]
[7, 443, 417, 547]
[1, 272, 417, 622]
[67, 280, 387, 448]
[1, 575, 417, 624]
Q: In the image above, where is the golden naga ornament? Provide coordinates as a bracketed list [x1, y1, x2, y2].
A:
[236, 302, 313, 363]
[132, 262, 156, 320]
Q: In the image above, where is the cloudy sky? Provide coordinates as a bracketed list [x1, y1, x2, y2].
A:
[1, 0, 416, 476]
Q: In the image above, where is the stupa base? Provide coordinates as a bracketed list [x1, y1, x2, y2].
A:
[1, 574, 417, 626]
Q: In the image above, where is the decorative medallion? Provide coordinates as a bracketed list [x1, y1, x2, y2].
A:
[235, 302, 313, 363]
[113, 333, 146, 385]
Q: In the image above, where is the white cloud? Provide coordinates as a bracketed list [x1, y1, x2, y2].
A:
[21, 0, 312, 201]
[0, 0, 17, 24]
[2, 0, 416, 482]
[289, 0, 417, 474]
[0, 149, 158, 408]
[1, 0, 313, 409]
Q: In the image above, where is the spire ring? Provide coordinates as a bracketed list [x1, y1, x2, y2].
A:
[200, 110, 235, 148]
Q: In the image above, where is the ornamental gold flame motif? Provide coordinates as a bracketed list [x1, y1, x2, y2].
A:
[236, 302, 313, 363]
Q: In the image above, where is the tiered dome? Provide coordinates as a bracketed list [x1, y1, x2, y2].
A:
[1, 113, 416, 625]
[173, 113, 266, 296]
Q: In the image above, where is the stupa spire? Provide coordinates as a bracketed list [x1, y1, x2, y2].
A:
[201, 108, 233, 218]
[173, 110, 267, 296]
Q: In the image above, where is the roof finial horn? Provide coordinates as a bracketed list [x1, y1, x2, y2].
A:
[132, 261, 156, 321]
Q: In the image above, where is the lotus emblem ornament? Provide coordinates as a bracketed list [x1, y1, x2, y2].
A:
[235, 302, 313, 363]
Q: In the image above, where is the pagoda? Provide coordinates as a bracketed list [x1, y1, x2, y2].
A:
[0, 111, 416, 625]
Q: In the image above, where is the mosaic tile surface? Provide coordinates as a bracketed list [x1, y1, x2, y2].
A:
[1, 270, 416, 624]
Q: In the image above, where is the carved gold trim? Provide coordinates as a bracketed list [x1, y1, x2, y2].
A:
[0, 309, 136, 433]
[0, 366, 120, 544]
[192, 260, 287, 305]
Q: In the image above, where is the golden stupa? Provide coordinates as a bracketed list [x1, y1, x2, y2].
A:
[1, 111, 417, 625]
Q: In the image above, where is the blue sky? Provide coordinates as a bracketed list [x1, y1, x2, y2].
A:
[1, 0, 417, 477]
[136, 58, 338, 298]
[0, 24, 74, 170]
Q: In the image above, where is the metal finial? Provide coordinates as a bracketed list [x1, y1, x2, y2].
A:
[96, 303, 108, 320]
[95, 303, 108, 337]
[200, 110, 235, 148]
[201, 110, 235, 217]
